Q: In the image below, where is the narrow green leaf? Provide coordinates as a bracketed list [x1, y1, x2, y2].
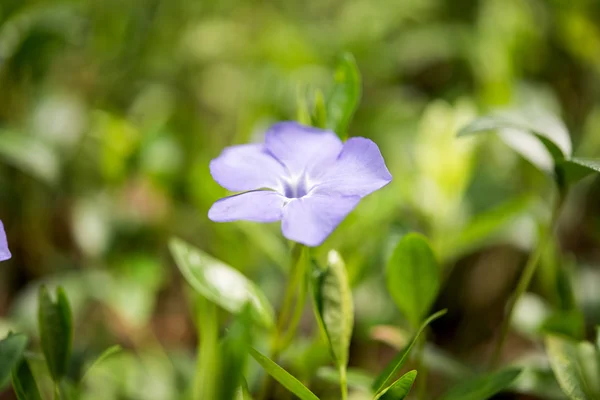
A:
[546, 335, 599, 400]
[386, 233, 440, 328]
[249, 347, 319, 400]
[326, 53, 361, 139]
[236, 378, 253, 400]
[0, 333, 28, 388]
[438, 368, 522, 400]
[11, 359, 42, 400]
[372, 309, 447, 394]
[317, 366, 374, 391]
[220, 307, 252, 400]
[169, 238, 274, 328]
[458, 109, 572, 165]
[310, 250, 354, 370]
[559, 158, 600, 185]
[374, 370, 417, 400]
[313, 89, 327, 129]
[195, 298, 220, 400]
[38, 286, 73, 382]
[81, 345, 122, 382]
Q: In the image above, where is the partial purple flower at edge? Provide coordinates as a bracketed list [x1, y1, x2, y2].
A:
[0, 220, 11, 261]
[208, 122, 392, 247]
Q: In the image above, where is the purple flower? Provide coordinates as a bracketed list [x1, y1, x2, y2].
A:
[208, 122, 392, 246]
[0, 220, 11, 261]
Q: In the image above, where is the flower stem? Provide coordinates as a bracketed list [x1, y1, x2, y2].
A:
[340, 366, 348, 400]
[416, 335, 428, 400]
[258, 243, 307, 399]
[490, 191, 565, 368]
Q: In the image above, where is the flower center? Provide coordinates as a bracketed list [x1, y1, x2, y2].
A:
[282, 175, 310, 199]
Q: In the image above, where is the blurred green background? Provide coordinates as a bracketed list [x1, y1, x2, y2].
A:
[1, 0, 600, 399]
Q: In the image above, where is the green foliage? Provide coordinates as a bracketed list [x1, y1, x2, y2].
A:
[0, 333, 27, 388]
[38, 286, 73, 383]
[386, 233, 440, 328]
[11, 359, 42, 400]
[560, 158, 600, 185]
[438, 368, 522, 400]
[325, 53, 361, 139]
[372, 309, 447, 395]
[373, 370, 417, 400]
[249, 347, 320, 400]
[220, 307, 252, 400]
[169, 238, 275, 328]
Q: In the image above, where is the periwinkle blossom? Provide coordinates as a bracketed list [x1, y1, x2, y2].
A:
[208, 122, 392, 246]
[0, 220, 11, 261]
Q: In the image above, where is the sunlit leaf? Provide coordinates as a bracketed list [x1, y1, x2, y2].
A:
[310, 250, 354, 373]
[438, 368, 522, 400]
[0, 130, 60, 184]
[559, 158, 600, 185]
[374, 370, 417, 400]
[326, 53, 361, 139]
[169, 238, 274, 328]
[386, 233, 440, 327]
[372, 309, 447, 394]
[249, 347, 319, 400]
[38, 286, 73, 382]
[458, 108, 572, 167]
[0, 333, 27, 389]
[546, 335, 599, 400]
[11, 359, 42, 400]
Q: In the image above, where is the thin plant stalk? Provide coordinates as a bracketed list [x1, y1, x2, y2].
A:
[416, 335, 428, 400]
[490, 191, 565, 368]
[340, 366, 348, 400]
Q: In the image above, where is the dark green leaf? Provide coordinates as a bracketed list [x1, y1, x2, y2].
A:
[38, 286, 73, 382]
[438, 368, 522, 400]
[249, 347, 319, 400]
[546, 335, 600, 400]
[169, 238, 274, 328]
[0, 333, 28, 388]
[386, 233, 440, 327]
[326, 53, 361, 138]
[11, 359, 42, 400]
[458, 109, 572, 167]
[540, 310, 585, 340]
[559, 158, 600, 185]
[310, 250, 354, 370]
[372, 309, 447, 394]
[374, 370, 417, 400]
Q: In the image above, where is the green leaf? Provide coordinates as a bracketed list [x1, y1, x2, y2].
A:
[82, 345, 122, 382]
[220, 307, 252, 400]
[11, 359, 42, 400]
[438, 368, 522, 400]
[313, 89, 327, 129]
[546, 335, 600, 400]
[559, 158, 600, 185]
[169, 238, 274, 328]
[386, 233, 440, 327]
[458, 109, 572, 167]
[0, 333, 28, 388]
[372, 309, 447, 394]
[38, 286, 73, 382]
[249, 347, 319, 400]
[317, 366, 374, 391]
[0, 130, 60, 185]
[374, 370, 417, 400]
[326, 53, 361, 139]
[310, 250, 354, 371]
[540, 310, 585, 340]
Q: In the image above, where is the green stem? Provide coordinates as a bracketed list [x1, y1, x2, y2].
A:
[416, 335, 428, 400]
[490, 191, 565, 368]
[258, 244, 307, 399]
[340, 366, 348, 400]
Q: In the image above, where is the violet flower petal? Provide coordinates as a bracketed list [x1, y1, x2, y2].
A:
[312, 137, 392, 198]
[210, 144, 287, 192]
[265, 122, 342, 177]
[281, 194, 361, 246]
[208, 190, 286, 223]
[0, 220, 11, 261]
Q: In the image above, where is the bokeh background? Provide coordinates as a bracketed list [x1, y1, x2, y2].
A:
[1, 0, 600, 399]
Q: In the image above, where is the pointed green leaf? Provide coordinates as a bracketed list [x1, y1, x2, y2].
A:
[372, 309, 447, 394]
[386, 233, 440, 327]
[458, 109, 572, 167]
[38, 286, 73, 382]
[546, 335, 600, 400]
[249, 347, 319, 400]
[438, 368, 522, 400]
[0, 333, 28, 388]
[11, 359, 42, 400]
[310, 250, 354, 370]
[82, 345, 122, 382]
[326, 53, 361, 139]
[559, 158, 600, 185]
[169, 238, 274, 328]
[374, 370, 417, 400]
